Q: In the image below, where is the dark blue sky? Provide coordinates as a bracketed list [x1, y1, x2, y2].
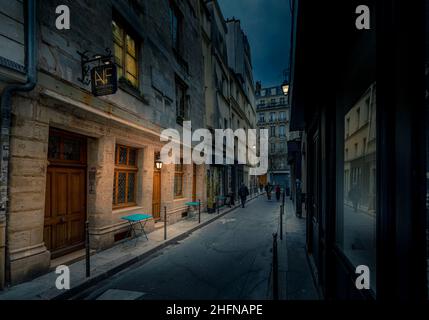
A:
[218, 0, 292, 88]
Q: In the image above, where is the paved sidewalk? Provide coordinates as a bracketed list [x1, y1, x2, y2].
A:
[0, 193, 262, 300]
[278, 200, 319, 300]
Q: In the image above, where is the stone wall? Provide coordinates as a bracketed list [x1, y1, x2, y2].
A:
[5, 0, 207, 285]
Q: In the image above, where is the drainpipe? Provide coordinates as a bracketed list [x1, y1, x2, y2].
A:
[0, 0, 37, 289]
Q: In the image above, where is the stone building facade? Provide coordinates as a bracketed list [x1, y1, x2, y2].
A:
[1, 0, 208, 286]
[0, 0, 27, 290]
[201, 1, 257, 208]
[256, 83, 290, 190]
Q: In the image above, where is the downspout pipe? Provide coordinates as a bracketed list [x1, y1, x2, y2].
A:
[0, 0, 37, 288]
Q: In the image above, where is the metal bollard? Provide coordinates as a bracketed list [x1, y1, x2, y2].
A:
[272, 233, 279, 300]
[85, 220, 90, 278]
[282, 191, 285, 206]
[164, 206, 167, 240]
[198, 199, 201, 224]
[217, 197, 220, 215]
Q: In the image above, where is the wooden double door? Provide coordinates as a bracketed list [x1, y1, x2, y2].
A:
[44, 129, 87, 259]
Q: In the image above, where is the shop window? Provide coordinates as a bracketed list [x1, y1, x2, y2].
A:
[113, 145, 138, 208]
[337, 83, 377, 292]
[174, 161, 184, 198]
[112, 19, 139, 88]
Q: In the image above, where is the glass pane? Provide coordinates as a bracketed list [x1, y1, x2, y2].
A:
[119, 147, 127, 165]
[114, 43, 123, 66]
[127, 173, 135, 203]
[338, 83, 377, 291]
[126, 73, 138, 87]
[129, 149, 137, 166]
[63, 138, 81, 161]
[126, 35, 136, 58]
[113, 173, 117, 205]
[112, 21, 123, 44]
[48, 135, 61, 160]
[174, 174, 183, 197]
[126, 54, 137, 77]
[117, 172, 127, 204]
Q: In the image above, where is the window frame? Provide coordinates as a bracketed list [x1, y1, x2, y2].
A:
[112, 18, 140, 88]
[113, 144, 139, 209]
[174, 161, 185, 199]
[175, 76, 188, 124]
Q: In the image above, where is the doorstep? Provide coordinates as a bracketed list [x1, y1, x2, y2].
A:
[0, 193, 263, 300]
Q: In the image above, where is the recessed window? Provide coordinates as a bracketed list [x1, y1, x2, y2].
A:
[279, 125, 286, 137]
[113, 145, 138, 208]
[169, 2, 183, 53]
[112, 20, 139, 88]
[270, 126, 276, 137]
[175, 77, 188, 125]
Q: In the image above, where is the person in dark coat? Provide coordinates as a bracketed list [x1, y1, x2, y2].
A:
[265, 183, 272, 200]
[275, 185, 281, 202]
[239, 184, 250, 208]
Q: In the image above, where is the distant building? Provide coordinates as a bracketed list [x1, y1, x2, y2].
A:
[255, 83, 290, 190]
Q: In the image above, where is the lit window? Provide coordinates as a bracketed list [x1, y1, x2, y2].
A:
[112, 20, 139, 88]
[113, 145, 138, 208]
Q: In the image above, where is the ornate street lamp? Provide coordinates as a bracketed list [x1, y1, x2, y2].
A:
[282, 81, 290, 96]
[155, 159, 163, 170]
[282, 69, 290, 96]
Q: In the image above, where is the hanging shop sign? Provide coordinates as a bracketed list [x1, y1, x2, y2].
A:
[77, 48, 118, 97]
[91, 64, 118, 97]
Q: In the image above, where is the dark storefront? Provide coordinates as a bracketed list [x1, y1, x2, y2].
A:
[290, 0, 427, 300]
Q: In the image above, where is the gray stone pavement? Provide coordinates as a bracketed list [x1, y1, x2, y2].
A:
[73, 197, 319, 300]
[0, 194, 319, 300]
[281, 200, 319, 300]
[0, 193, 261, 300]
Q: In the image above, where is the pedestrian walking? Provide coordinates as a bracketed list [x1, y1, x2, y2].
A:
[239, 184, 250, 208]
[275, 185, 281, 202]
[265, 183, 272, 200]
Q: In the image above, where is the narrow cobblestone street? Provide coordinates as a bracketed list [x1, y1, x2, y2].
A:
[73, 197, 317, 300]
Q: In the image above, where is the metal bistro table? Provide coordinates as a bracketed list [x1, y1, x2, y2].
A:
[121, 214, 152, 244]
[185, 201, 201, 223]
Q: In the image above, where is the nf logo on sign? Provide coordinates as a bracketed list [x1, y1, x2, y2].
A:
[91, 64, 118, 97]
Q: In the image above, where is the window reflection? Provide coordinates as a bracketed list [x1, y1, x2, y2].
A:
[338, 83, 377, 291]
